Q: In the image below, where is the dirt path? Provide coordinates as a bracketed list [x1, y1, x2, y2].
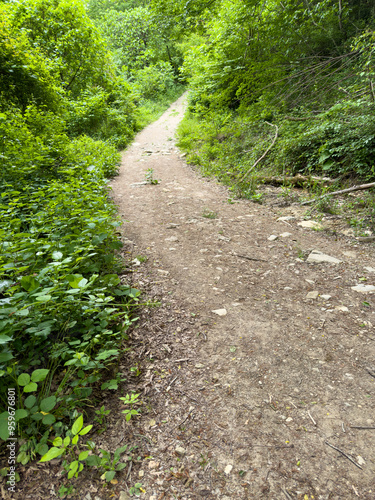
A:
[110, 94, 375, 500]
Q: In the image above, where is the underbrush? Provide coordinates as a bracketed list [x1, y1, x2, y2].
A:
[0, 120, 140, 469]
[177, 99, 375, 196]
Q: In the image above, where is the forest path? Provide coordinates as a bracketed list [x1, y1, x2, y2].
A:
[110, 94, 375, 499]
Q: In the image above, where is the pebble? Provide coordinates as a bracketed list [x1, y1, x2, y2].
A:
[175, 446, 186, 456]
[335, 305, 349, 312]
[320, 294, 332, 300]
[165, 236, 178, 242]
[268, 235, 278, 241]
[365, 267, 375, 273]
[119, 492, 130, 500]
[224, 464, 233, 475]
[195, 363, 205, 369]
[306, 291, 319, 299]
[277, 216, 295, 221]
[148, 461, 159, 470]
[298, 220, 322, 229]
[306, 250, 342, 264]
[212, 308, 227, 316]
[280, 232, 292, 238]
[351, 284, 375, 292]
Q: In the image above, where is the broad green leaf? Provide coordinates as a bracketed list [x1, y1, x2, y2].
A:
[63, 436, 71, 447]
[78, 451, 89, 461]
[20, 276, 39, 292]
[0, 412, 9, 441]
[72, 415, 83, 435]
[79, 424, 93, 436]
[40, 396, 56, 413]
[42, 413, 56, 425]
[72, 435, 79, 445]
[17, 373, 30, 386]
[31, 369, 49, 382]
[116, 462, 127, 471]
[15, 409, 28, 421]
[35, 295, 52, 302]
[24, 395, 37, 408]
[105, 470, 116, 482]
[0, 335, 12, 345]
[39, 447, 64, 462]
[52, 251, 63, 261]
[23, 382, 38, 392]
[53, 437, 63, 447]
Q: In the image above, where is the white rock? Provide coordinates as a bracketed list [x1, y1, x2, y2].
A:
[335, 305, 349, 312]
[277, 216, 295, 221]
[148, 461, 159, 470]
[305, 279, 315, 285]
[306, 291, 319, 299]
[365, 267, 375, 273]
[306, 250, 342, 264]
[165, 236, 178, 242]
[351, 284, 375, 292]
[175, 446, 186, 456]
[280, 232, 292, 238]
[320, 295, 332, 300]
[224, 464, 233, 475]
[298, 220, 322, 229]
[212, 308, 227, 316]
[139, 470, 144, 478]
[119, 492, 130, 500]
[195, 363, 205, 369]
[268, 235, 278, 241]
[357, 456, 366, 466]
[286, 417, 293, 422]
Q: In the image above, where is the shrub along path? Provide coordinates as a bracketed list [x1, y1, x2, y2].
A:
[109, 94, 375, 500]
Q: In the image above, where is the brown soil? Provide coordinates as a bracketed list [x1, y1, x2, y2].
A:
[6, 94, 375, 500]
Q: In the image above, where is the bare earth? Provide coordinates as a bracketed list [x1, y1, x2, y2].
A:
[8, 94, 375, 500]
[108, 94, 375, 500]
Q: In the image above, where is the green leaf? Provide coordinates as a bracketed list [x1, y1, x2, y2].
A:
[0, 335, 12, 345]
[35, 443, 48, 456]
[23, 382, 38, 392]
[39, 447, 64, 462]
[72, 434, 79, 445]
[42, 413, 56, 425]
[52, 251, 63, 261]
[35, 295, 52, 302]
[105, 470, 116, 482]
[72, 415, 83, 435]
[116, 462, 127, 471]
[0, 412, 10, 441]
[15, 409, 28, 421]
[78, 451, 89, 461]
[20, 276, 39, 292]
[63, 436, 71, 447]
[79, 424, 93, 436]
[24, 395, 37, 409]
[17, 373, 30, 386]
[40, 396, 56, 413]
[53, 437, 63, 447]
[31, 369, 49, 383]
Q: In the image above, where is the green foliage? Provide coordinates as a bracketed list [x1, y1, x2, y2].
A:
[175, 0, 375, 187]
[12, 0, 115, 96]
[119, 393, 141, 421]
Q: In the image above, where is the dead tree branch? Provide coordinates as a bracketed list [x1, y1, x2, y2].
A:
[301, 182, 375, 205]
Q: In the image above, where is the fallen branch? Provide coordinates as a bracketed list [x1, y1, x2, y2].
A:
[350, 426, 375, 430]
[325, 441, 363, 469]
[357, 236, 375, 242]
[258, 174, 335, 188]
[234, 252, 267, 262]
[301, 182, 375, 205]
[237, 121, 278, 185]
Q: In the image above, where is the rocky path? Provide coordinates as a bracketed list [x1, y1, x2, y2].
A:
[109, 94, 375, 500]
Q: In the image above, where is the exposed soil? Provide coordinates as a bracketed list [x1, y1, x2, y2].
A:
[5, 94, 375, 500]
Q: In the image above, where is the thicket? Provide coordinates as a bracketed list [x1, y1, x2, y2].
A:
[170, 0, 375, 196]
[0, 0, 184, 492]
